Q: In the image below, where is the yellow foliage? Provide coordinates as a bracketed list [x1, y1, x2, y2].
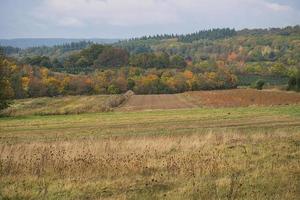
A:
[164, 77, 176, 89]
[21, 77, 30, 91]
[207, 72, 217, 80]
[145, 74, 159, 83]
[10, 64, 18, 72]
[40, 68, 49, 79]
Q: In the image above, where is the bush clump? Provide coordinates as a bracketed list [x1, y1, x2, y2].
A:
[102, 90, 135, 111]
[251, 79, 265, 90]
[287, 70, 300, 92]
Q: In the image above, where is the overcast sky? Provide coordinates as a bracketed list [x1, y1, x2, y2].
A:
[0, 0, 300, 39]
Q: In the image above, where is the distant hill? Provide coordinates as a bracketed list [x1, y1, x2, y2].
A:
[0, 38, 120, 49]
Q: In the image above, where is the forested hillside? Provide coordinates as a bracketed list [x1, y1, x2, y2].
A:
[116, 26, 300, 77]
[1, 26, 300, 101]
[2, 26, 300, 76]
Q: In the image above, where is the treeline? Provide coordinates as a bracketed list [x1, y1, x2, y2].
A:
[17, 44, 188, 73]
[178, 28, 236, 42]
[124, 26, 300, 43]
[0, 54, 238, 100]
[1, 41, 93, 68]
[237, 25, 300, 36]
[120, 26, 300, 44]
[2, 41, 92, 57]
[0, 46, 21, 55]
[124, 28, 237, 43]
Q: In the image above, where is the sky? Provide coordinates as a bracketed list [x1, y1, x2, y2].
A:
[0, 0, 300, 39]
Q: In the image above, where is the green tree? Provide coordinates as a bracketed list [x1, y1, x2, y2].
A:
[107, 84, 121, 94]
[170, 55, 186, 68]
[288, 69, 300, 91]
[127, 78, 135, 90]
[253, 79, 265, 90]
[94, 47, 129, 68]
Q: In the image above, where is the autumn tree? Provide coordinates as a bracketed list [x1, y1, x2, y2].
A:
[0, 54, 14, 110]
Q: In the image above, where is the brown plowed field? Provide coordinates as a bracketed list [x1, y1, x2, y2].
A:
[118, 89, 300, 111]
[118, 94, 201, 111]
[185, 89, 300, 107]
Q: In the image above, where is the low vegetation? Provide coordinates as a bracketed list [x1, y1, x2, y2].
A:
[251, 79, 265, 90]
[0, 91, 135, 117]
[0, 105, 299, 199]
[2, 89, 299, 116]
[287, 70, 300, 92]
[0, 95, 110, 116]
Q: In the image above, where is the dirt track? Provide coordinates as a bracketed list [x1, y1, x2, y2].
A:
[117, 89, 300, 111]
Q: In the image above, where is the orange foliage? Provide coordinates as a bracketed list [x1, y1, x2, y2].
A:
[183, 70, 194, 79]
[227, 52, 238, 62]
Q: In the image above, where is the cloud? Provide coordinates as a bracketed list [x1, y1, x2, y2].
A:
[1, 0, 299, 38]
[32, 0, 298, 29]
[34, 0, 180, 27]
[58, 17, 84, 27]
[264, 2, 291, 12]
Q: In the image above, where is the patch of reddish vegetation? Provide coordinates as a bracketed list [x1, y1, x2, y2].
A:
[118, 89, 300, 111]
[186, 89, 300, 108]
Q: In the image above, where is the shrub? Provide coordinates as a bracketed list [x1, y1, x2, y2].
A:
[107, 84, 120, 94]
[251, 79, 265, 90]
[288, 77, 297, 90]
[102, 90, 134, 111]
[287, 69, 300, 91]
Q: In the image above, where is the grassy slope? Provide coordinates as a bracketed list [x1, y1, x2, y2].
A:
[0, 105, 299, 199]
[1, 105, 300, 143]
[1, 95, 110, 116]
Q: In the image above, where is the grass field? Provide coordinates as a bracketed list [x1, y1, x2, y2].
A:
[0, 104, 300, 199]
[0, 94, 131, 117]
[1, 95, 110, 116]
[3, 89, 300, 115]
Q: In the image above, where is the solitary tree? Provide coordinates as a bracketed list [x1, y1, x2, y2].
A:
[254, 79, 265, 90]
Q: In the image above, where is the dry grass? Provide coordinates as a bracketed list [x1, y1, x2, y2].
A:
[1, 95, 110, 116]
[0, 130, 299, 200]
[0, 94, 133, 117]
[0, 105, 299, 199]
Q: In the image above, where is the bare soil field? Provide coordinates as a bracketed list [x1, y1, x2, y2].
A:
[117, 93, 201, 111]
[186, 89, 300, 107]
[119, 89, 300, 111]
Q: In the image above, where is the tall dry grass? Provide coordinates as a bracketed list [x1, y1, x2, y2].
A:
[0, 129, 299, 199]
